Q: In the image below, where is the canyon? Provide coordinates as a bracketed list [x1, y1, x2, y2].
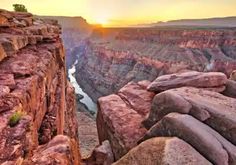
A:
[74, 27, 236, 101]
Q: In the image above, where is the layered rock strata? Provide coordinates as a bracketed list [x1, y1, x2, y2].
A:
[75, 27, 236, 101]
[97, 71, 236, 165]
[0, 9, 81, 164]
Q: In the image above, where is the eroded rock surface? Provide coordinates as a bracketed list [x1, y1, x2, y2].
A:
[97, 71, 236, 165]
[0, 9, 81, 164]
[97, 81, 155, 160]
[147, 71, 227, 92]
[113, 137, 212, 165]
[75, 27, 236, 102]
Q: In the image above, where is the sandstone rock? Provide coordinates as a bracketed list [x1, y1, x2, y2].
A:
[113, 137, 212, 165]
[229, 70, 236, 81]
[84, 140, 114, 165]
[0, 74, 16, 88]
[0, 43, 7, 61]
[24, 135, 81, 165]
[147, 71, 227, 92]
[143, 87, 236, 145]
[0, 15, 9, 27]
[0, 85, 10, 97]
[97, 94, 147, 160]
[223, 79, 236, 98]
[117, 81, 155, 117]
[75, 28, 236, 102]
[141, 113, 236, 165]
[0, 9, 81, 164]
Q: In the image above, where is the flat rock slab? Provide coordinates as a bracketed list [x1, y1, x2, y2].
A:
[143, 87, 236, 145]
[141, 113, 236, 165]
[113, 137, 212, 165]
[147, 71, 227, 92]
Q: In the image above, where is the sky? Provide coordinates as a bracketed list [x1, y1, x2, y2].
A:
[1, 0, 236, 26]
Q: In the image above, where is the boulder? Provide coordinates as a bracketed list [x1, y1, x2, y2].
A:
[230, 70, 236, 81]
[23, 135, 81, 165]
[147, 71, 227, 92]
[84, 140, 114, 165]
[143, 87, 236, 145]
[223, 79, 236, 98]
[113, 137, 212, 165]
[118, 81, 155, 117]
[97, 94, 147, 160]
[141, 113, 236, 165]
[97, 81, 155, 160]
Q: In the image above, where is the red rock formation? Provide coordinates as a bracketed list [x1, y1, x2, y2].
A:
[97, 81, 155, 160]
[0, 9, 81, 164]
[147, 71, 227, 92]
[98, 71, 236, 165]
[114, 137, 212, 165]
[75, 27, 236, 102]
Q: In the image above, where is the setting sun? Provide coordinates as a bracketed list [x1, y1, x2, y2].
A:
[96, 17, 109, 26]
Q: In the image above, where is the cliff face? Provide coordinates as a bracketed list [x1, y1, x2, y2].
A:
[0, 9, 80, 164]
[75, 27, 236, 101]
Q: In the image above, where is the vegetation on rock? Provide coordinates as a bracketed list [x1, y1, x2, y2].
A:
[8, 111, 23, 127]
[13, 4, 28, 12]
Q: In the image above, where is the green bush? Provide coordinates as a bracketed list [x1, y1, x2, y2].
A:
[8, 111, 23, 127]
[13, 4, 28, 12]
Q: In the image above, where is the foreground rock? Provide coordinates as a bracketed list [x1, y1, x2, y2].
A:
[143, 87, 236, 146]
[141, 113, 236, 165]
[223, 79, 236, 98]
[0, 9, 81, 164]
[24, 135, 80, 165]
[113, 137, 212, 165]
[97, 82, 155, 160]
[84, 140, 114, 165]
[147, 71, 227, 92]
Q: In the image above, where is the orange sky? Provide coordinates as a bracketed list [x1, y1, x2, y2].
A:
[1, 0, 236, 27]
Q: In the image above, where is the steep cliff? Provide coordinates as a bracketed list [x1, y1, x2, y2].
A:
[0, 9, 81, 164]
[75, 27, 236, 101]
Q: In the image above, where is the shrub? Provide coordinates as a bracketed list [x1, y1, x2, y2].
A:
[8, 111, 23, 127]
[13, 4, 28, 12]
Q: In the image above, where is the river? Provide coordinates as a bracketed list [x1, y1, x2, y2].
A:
[68, 62, 97, 113]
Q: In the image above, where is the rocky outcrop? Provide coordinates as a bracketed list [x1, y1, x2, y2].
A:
[147, 71, 227, 92]
[223, 79, 236, 98]
[113, 137, 212, 165]
[97, 71, 236, 165]
[84, 140, 114, 165]
[141, 113, 236, 165]
[97, 81, 155, 160]
[75, 27, 236, 102]
[0, 9, 81, 164]
[24, 135, 80, 165]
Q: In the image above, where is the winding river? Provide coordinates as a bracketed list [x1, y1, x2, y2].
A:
[68, 62, 97, 113]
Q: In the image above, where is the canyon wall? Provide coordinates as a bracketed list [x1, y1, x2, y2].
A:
[75, 27, 236, 101]
[0, 9, 81, 164]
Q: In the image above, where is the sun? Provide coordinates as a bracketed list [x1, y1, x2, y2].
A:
[96, 17, 109, 26]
